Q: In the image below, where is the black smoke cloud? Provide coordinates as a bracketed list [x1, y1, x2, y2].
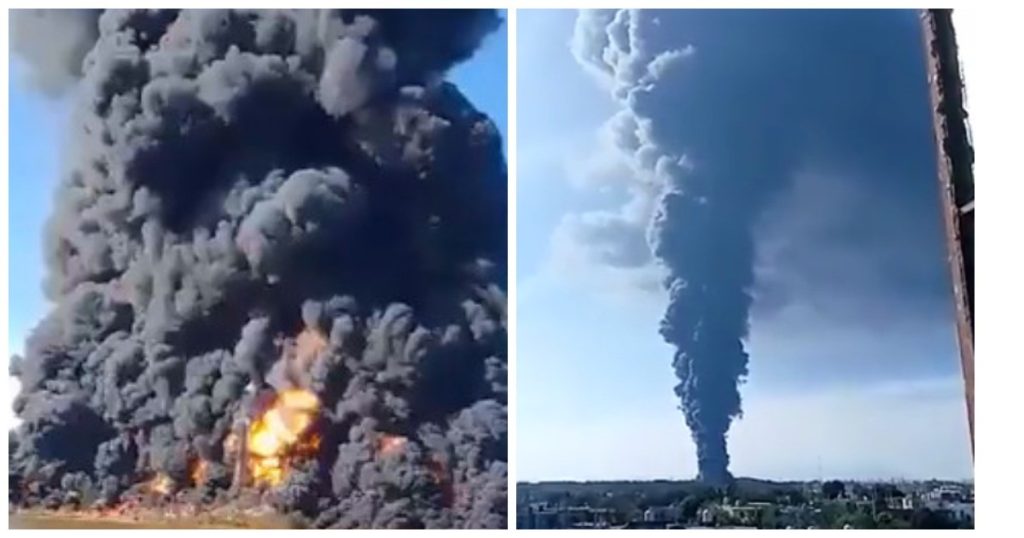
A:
[9, 9, 507, 529]
[571, 10, 938, 485]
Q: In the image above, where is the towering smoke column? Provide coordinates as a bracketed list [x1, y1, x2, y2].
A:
[571, 10, 931, 486]
[9, 9, 507, 528]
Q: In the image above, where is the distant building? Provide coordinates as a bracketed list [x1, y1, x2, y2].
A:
[565, 506, 614, 529]
[776, 505, 813, 529]
[805, 481, 823, 498]
[925, 483, 969, 503]
[698, 506, 718, 526]
[643, 505, 679, 523]
[942, 502, 974, 524]
[517, 502, 614, 529]
[698, 502, 776, 527]
[726, 504, 774, 526]
[887, 496, 916, 511]
[922, 497, 974, 525]
[518, 502, 558, 529]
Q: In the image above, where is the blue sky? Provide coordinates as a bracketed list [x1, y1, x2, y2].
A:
[451, 16, 508, 153]
[6, 16, 507, 421]
[517, 9, 972, 482]
[8, 59, 70, 358]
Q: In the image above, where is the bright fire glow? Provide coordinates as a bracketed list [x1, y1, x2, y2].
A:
[377, 434, 408, 457]
[224, 432, 238, 455]
[190, 459, 208, 486]
[294, 327, 328, 367]
[148, 473, 173, 495]
[247, 388, 321, 487]
[427, 457, 454, 507]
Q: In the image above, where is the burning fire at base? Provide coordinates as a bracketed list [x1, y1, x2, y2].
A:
[233, 325, 328, 488]
[245, 389, 322, 487]
[147, 473, 173, 496]
[190, 459, 207, 487]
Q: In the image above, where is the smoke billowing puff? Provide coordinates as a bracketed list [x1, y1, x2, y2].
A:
[9, 9, 507, 528]
[10, 9, 103, 93]
[571, 10, 927, 486]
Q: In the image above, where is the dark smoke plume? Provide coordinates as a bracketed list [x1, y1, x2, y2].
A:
[572, 10, 932, 485]
[9, 9, 506, 528]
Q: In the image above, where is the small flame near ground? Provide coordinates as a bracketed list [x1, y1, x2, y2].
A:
[247, 388, 321, 487]
[96, 498, 140, 519]
[191, 459, 208, 486]
[147, 473, 173, 496]
[374, 434, 455, 507]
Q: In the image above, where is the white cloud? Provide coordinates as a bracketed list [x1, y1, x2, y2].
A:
[646, 45, 696, 81]
[7, 377, 22, 430]
[569, 9, 622, 93]
[7, 334, 27, 431]
[562, 135, 633, 191]
[538, 221, 665, 303]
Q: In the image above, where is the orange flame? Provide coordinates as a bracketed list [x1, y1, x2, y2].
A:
[294, 326, 328, 367]
[427, 457, 454, 507]
[190, 459, 208, 486]
[377, 434, 408, 457]
[96, 498, 135, 518]
[224, 432, 238, 455]
[276, 326, 329, 387]
[247, 388, 321, 487]
[147, 473, 173, 495]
